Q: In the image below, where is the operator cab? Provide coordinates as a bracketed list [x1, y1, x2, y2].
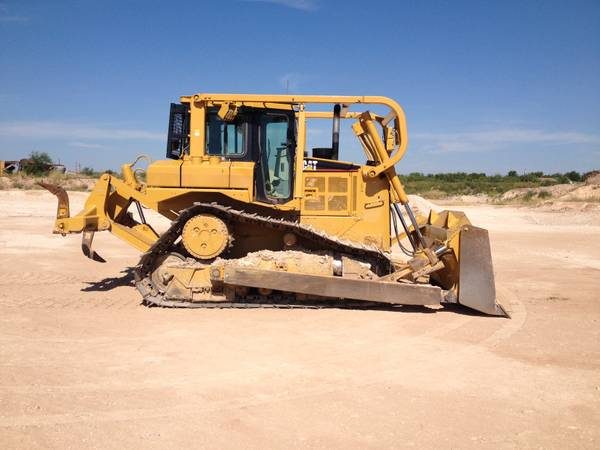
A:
[166, 103, 296, 204]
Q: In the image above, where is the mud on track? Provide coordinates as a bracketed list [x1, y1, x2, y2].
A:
[1, 190, 599, 448]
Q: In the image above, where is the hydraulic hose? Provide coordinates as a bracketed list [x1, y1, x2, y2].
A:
[393, 203, 417, 251]
[391, 205, 415, 257]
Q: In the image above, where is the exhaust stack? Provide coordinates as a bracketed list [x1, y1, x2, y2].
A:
[331, 104, 340, 160]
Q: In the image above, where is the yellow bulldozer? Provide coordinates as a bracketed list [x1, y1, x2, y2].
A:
[40, 93, 506, 316]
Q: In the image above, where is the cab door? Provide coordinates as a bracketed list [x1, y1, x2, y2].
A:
[254, 111, 296, 204]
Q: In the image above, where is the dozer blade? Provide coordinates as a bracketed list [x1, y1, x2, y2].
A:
[457, 226, 507, 316]
[37, 182, 70, 220]
[82, 231, 106, 263]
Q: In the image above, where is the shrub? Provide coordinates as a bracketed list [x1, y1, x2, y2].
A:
[22, 151, 53, 175]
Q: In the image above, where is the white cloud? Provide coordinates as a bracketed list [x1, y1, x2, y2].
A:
[412, 128, 600, 153]
[0, 2, 28, 22]
[0, 121, 164, 141]
[68, 141, 106, 149]
[241, 0, 318, 11]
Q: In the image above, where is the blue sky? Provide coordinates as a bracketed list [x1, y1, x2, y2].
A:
[1, 0, 599, 174]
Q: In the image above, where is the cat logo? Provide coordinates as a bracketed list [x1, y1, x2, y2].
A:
[303, 159, 318, 171]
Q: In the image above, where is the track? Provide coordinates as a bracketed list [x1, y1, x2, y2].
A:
[134, 202, 396, 309]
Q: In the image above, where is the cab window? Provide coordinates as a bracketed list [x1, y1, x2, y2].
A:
[206, 112, 246, 157]
[260, 114, 293, 200]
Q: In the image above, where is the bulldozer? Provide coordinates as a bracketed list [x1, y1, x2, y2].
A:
[40, 93, 506, 316]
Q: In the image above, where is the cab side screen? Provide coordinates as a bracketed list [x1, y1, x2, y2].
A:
[166, 103, 190, 159]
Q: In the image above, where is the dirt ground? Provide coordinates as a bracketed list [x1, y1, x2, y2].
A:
[1, 190, 599, 449]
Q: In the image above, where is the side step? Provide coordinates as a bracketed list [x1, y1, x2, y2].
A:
[223, 268, 443, 306]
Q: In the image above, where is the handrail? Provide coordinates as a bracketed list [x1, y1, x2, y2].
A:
[188, 93, 409, 177]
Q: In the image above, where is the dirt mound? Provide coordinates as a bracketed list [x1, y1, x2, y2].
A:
[500, 183, 579, 201]
[408, 194, 440, 216]
[501, 171, 600, 205]
[558, 183, 600, 201]
[584, 170, 600, 185]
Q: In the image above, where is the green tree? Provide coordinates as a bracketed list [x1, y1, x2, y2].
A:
[23, 151, 53, 175]
[565, 171, 581, 182]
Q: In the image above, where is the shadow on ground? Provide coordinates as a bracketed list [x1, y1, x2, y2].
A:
[82, 267, 135, 292]
[80, 269, 496, 316]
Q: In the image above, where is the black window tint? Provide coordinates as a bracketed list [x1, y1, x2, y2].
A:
[206, 113, 246, 157]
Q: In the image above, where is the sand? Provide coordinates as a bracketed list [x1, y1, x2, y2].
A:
[1, 190, 599, 448]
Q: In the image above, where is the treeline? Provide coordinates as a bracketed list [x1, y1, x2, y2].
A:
[399, 170, 590, 197]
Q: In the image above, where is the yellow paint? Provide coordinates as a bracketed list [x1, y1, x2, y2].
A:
[45, 92, 413, 255]
[182, 214, 229, 259]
